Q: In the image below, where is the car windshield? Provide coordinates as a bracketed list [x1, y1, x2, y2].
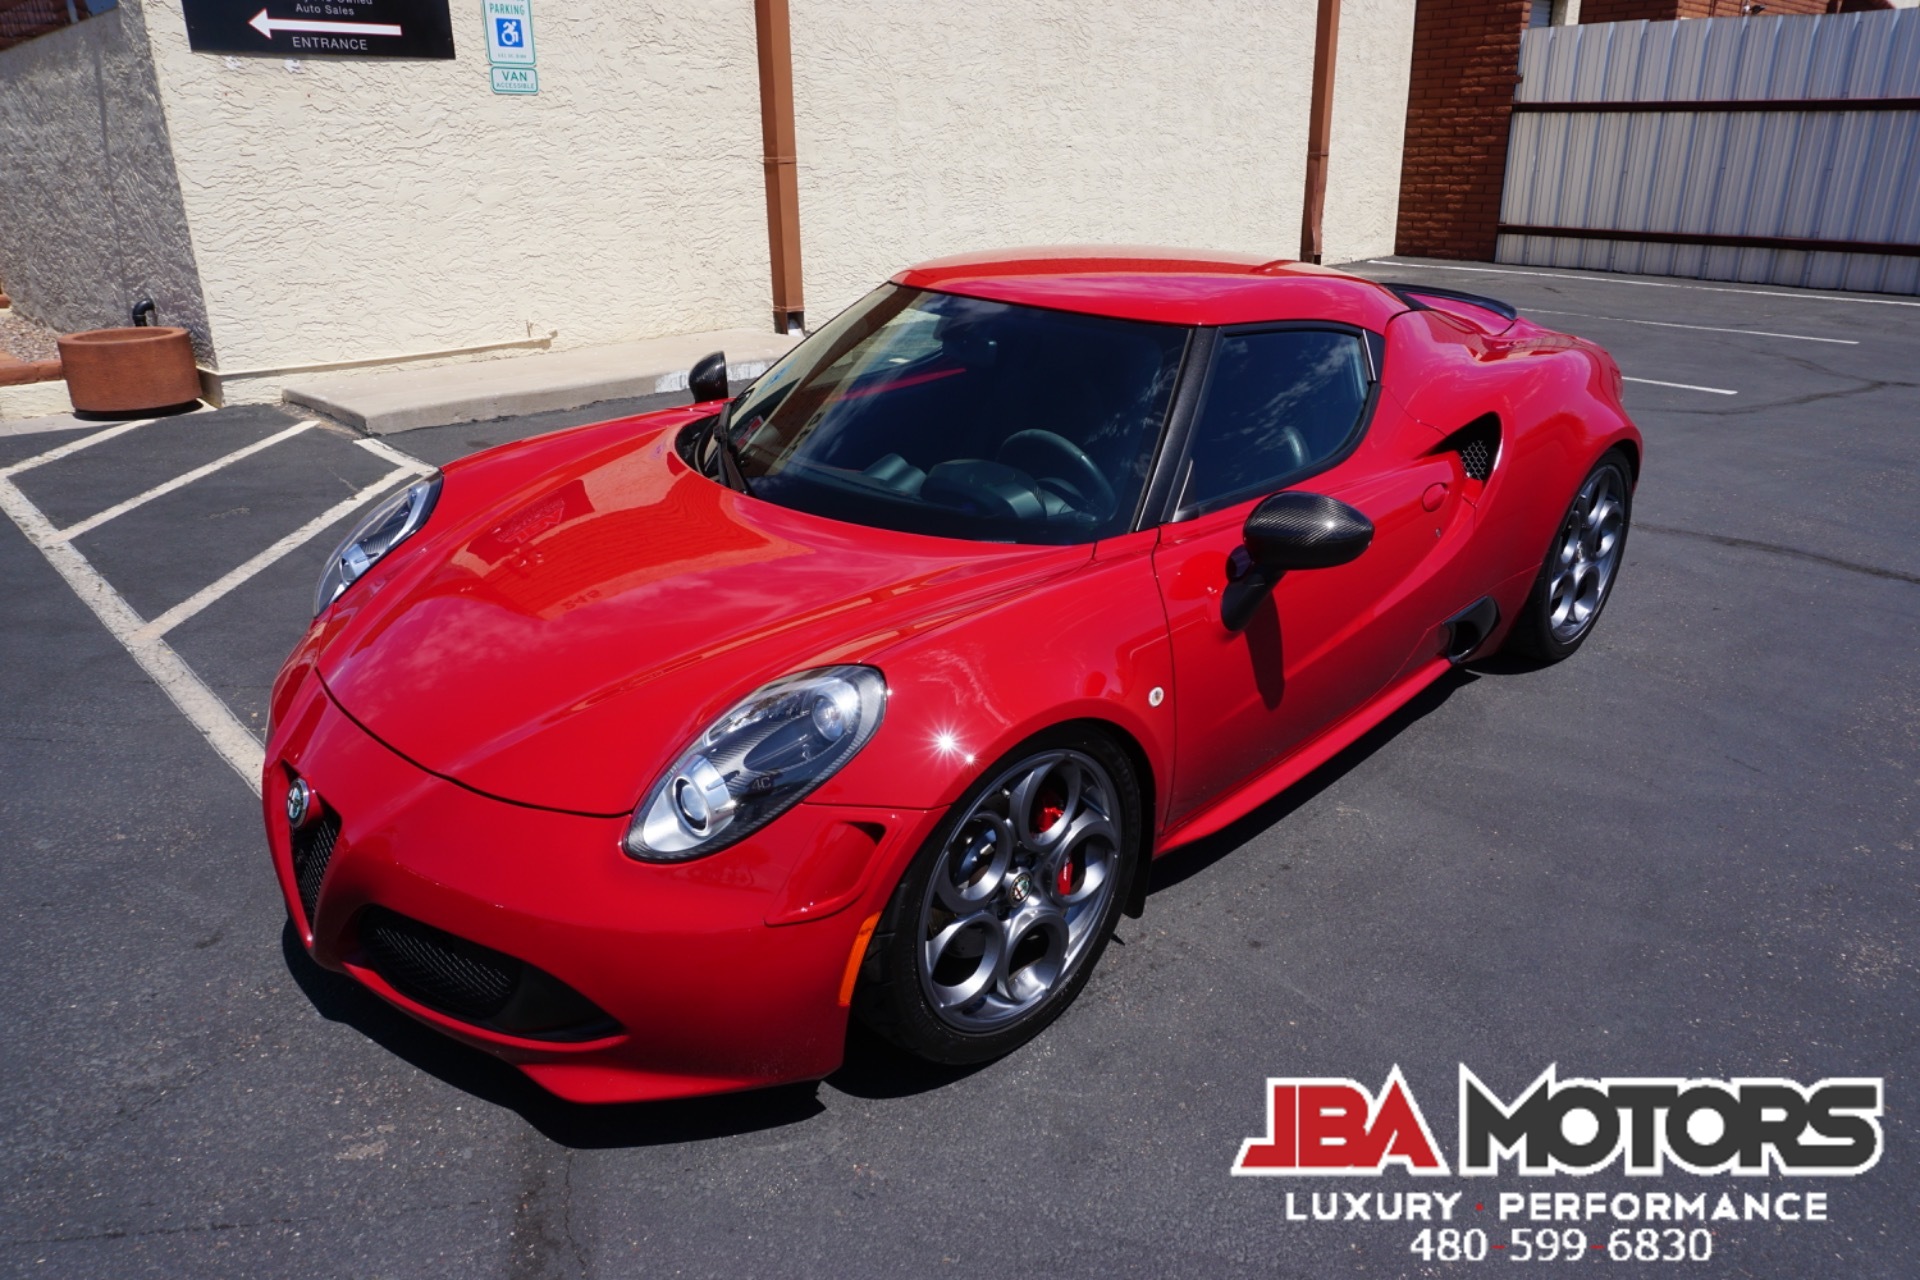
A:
[721, 285, 1188, 544]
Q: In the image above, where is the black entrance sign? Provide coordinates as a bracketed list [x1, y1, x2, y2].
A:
[182, 0, 454, 59]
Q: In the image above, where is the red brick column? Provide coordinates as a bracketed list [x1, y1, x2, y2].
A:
[1394, 0, 1532, 261]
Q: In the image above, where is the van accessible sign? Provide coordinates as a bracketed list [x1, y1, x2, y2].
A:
[484, 0, 537, 94]
[182, 1, 456, 59]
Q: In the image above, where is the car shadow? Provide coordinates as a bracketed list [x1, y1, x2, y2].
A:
[1146, 663, 1482, 896]
[824, 1021, 991, 1099]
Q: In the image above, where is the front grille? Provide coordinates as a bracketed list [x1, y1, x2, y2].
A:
[356, 907, 619, 1041]
[291, 811, 342, 926]
[360, 907, 518, 1021]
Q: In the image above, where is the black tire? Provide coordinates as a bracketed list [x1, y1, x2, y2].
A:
[1505, 448, 1634, 662]
[852, 725, 1143, 1065]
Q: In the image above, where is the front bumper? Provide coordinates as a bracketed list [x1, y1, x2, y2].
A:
[264, 670, 941, 1103]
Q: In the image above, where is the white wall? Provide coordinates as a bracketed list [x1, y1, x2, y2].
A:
[1322, 0, 1417, 267]
[137, 0, 773, 372]
[788, 0, 1418, 321]
[8, 1, 1422, 384]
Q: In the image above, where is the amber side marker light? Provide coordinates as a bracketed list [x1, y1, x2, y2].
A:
[838, 913, 882, 1007]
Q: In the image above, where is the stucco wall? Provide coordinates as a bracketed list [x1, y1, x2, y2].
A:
[788, 0, 1418, 320]
[1322, 0, 1417, 268]
[136, 0, 771, 373]
[6, 2, 1424, 385]
[0, 3, 213, 359]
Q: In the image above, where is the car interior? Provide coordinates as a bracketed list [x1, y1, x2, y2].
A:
[730, 291, 1187, 543]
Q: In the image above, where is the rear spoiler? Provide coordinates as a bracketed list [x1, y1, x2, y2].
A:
[1380, 282, 1519, 325]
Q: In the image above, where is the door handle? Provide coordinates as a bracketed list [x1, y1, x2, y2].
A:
[1421, 482, 1448, 512]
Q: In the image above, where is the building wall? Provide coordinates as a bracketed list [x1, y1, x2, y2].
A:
[788, 0, 1419, 320]
[1395, 0, 1531, 260]
[136, 0, 772, 374]
[7, 2, 1431, 385]
[0, 1, 212, 357]
[1324, 0, 1420, 267]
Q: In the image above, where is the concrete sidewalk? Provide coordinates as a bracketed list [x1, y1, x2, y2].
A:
[281, 327, 801, 435]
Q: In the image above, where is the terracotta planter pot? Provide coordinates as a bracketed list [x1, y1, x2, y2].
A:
[58, 327, 201, 415]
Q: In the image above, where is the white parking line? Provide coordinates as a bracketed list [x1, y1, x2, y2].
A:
[354, 436, 432, 471]
[1521, 308, 1858, 345]
[0, 418, 161, 478]
[0, 473, 265, 794]
[1623, 376, 1738, 395]
[132, 464, 428, 642]
[54, 419, 315, 542]
[1364, 260, 1920, 309]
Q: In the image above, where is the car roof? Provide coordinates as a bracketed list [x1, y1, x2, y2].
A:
[891, 246, 1409, 330]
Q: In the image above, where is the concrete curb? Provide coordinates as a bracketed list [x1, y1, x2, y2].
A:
[281, 329, 801, 435]
[0, 378, 77, 423]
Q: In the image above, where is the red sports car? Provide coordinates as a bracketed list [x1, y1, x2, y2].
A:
[265, 249, 1640, 1103]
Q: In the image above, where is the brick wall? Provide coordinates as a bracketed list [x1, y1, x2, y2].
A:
[0, 0, 76, 53]
[1394, 0, 1532, 260]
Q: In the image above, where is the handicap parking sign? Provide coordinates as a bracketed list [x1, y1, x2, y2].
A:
[484, 0, 535, 66]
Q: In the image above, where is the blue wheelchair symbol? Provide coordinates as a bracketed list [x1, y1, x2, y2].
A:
[494, 17, 524, 48]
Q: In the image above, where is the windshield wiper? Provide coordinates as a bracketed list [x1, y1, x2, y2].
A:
[705, 404, 753, 496]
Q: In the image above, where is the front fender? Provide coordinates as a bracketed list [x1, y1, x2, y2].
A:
[811, 528, 1175, 836]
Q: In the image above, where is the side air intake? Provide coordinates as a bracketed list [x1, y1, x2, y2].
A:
[1436, 415, 1500, 483]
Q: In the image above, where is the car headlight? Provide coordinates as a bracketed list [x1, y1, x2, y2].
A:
[313, 473, 442, 616]
[625, 666, 888, 862]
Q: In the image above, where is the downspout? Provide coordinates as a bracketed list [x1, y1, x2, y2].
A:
[754, 0, 805, 334]
[1299, 0, 1342, 264]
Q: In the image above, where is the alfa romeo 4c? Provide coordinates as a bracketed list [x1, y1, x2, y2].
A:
[265, 249, 1641, 1102]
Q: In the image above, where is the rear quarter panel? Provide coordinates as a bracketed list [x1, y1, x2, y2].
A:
[1384, 308, 1641, 595]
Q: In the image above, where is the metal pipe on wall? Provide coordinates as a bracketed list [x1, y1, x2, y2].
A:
[755, 0, 805, 334]
[1300, 0, 1342, 264]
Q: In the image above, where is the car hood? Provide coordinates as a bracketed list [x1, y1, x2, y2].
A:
[317, 419, 1089, 815]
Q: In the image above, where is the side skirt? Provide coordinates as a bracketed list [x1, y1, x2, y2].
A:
[1152, 655, 1453, 856]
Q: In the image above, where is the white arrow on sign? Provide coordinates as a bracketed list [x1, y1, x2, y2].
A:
[248, 8, 403, 40]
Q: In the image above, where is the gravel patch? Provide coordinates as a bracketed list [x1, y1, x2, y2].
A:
[1, 311, 62, 363]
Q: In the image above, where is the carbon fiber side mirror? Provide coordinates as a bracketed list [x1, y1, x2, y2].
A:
[1243, 491, 1373, 572]
[688, 351, 729, 405]
[1223, 492, 1373, 631]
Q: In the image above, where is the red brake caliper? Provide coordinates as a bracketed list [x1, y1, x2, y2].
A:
[1038, 788, 1072, 897]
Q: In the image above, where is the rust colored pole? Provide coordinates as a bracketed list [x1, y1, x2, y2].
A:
[755, 0, 805, 333]
[1299, 0, 1342, 264]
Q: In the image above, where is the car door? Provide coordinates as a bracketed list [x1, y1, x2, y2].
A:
[1151, 325, 1471, 828]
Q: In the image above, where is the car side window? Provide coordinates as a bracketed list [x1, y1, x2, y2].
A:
[1180, 329, 1372, 513]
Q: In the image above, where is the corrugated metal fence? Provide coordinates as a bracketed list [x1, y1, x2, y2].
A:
[1497, 10, 1920, 295]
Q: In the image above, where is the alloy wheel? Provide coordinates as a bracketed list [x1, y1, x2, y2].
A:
[917, 749, 1122, 1032]
[1547, 464, 1627, 644]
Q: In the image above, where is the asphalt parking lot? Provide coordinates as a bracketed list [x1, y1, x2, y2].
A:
[2, 258, 1916, 1278]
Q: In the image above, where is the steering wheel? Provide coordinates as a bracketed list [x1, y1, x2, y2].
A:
[996, 430, 1118, 517]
